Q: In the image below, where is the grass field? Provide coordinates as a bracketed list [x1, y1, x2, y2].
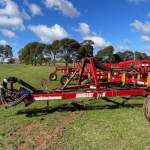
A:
[0, 64, 150, 150]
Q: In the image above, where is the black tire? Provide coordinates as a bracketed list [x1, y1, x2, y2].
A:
[49, 73, 57, 81]
[60, 75, 69, 85]
[143, 96, 150, 121]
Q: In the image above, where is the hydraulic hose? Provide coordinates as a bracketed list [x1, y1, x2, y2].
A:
[0, 77, 35, 107]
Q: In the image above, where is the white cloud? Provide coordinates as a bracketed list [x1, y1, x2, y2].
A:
[128, 0, 148, 4]
[0, 0, 30, 20]
[76, 23, 93, 36]
[24, 0, 42, 16]
[130, 20, 150, 34]
[114, 40, 132, 52]
[0, 0, 20, 17]
[0, 40, 7, 46]
[84, 36, 109, 48]
[28, 24, 69, 43]
[0, 29, 16, 38]
[115, 45, 132, 51]
[44, 0, 80, 17]
[0, 0, 27, 30]
[141, 35, 150, 42]
[75, 23, 110, 48]
[29, 4, 43, 16]
[142, 46, 150, 55]
[0, 16, 25, 30]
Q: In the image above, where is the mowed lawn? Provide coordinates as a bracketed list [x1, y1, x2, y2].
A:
[0, 64, 150, 150]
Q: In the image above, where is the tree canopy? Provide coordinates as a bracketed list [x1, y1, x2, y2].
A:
[58, 38, 80, 67]
[45, 40, 60, 65]
[95, 46, 149, 63]
[19, 42, 46, 65]
[77, 40, 94, 59]
[116, 51, 149, 61]
[95, 46, 114, 62]
[18, 38, 150, 65]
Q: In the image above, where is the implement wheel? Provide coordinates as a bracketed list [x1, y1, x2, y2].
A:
[143, 96, 150, 121]
[60, 75, 69, 85]
[49, 73, 57, 81]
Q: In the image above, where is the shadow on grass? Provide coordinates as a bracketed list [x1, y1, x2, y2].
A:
[16, 99, 143, 117]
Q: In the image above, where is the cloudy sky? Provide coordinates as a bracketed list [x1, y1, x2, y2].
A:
[0, 0, 150, 56]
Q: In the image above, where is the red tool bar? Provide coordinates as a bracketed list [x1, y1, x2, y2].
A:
[31, 88, 150, 102]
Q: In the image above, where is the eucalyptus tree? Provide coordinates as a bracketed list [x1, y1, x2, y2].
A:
[58, 38, 80, 67]
[45, 40, 60, 66]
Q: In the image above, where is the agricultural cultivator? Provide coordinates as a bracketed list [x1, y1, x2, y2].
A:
[1, 56, 150, 121]
[49, 65, 76, 82]
[49, 61, 82, 85]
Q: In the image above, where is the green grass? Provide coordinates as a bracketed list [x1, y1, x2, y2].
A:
[57, 98, 150, 150]
[0, 64, 150, 150]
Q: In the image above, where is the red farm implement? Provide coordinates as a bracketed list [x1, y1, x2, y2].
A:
[49, 61, 84, 85]
[49, 66, 76, 81]
[1, 57, 150, 121]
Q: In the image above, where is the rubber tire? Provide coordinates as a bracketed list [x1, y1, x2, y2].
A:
[60, 75, 69, 85]
[143, 96, 150, 121]
[49, 73, 57, 81]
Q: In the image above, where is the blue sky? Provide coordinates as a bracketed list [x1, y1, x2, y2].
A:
[0, 0, 150, 56]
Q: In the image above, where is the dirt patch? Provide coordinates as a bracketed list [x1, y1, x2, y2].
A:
[17, 121, 40, 133]
[14, 111, 78, 150]
[46, 111, 78, 147]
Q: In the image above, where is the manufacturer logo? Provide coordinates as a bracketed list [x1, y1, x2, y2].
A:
[76, 93, 94, 98]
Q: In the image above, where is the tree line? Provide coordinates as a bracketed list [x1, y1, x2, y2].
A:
[95, 45, 149, 62]
[18, 38, 150, 66]
[18, 39, 93, 66]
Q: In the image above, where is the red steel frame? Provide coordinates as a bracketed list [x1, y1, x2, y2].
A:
[31, 89, 150, 102]
[51, 66, 76, 74]
[1, 56, 150, 107]
[27, 57, 150, 103]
